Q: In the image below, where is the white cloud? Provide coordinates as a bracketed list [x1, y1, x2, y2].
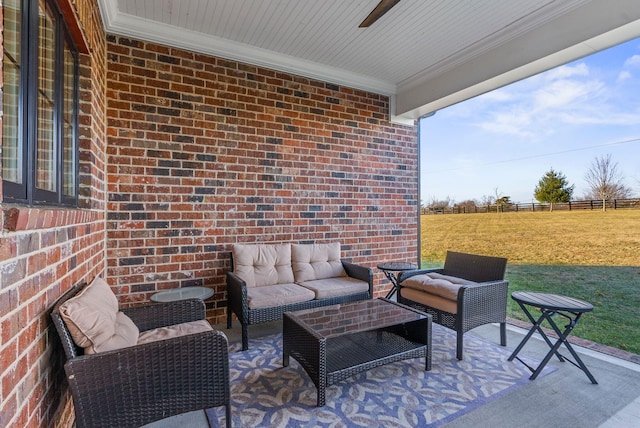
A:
[544, 63, 589, 80]
[533, 79, 604, 110]
[474, 78, 605, 137]
[557, 110, 640, 126]
[624, 54, 640, 67]
[471, 59, 617, 137]
[617, 70, 632, 82]
[478, 110, 534, 137]
[476, 88, 513, 103]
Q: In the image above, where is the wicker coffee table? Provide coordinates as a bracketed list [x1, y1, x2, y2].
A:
[283, 298, 432, 406]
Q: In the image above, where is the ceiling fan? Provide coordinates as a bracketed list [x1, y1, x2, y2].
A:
[359, 0, 402, 28]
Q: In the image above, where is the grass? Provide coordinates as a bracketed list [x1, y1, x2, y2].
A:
[420, 210, 640, 354]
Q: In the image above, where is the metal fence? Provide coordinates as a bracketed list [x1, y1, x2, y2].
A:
[421, 198, 640, 215]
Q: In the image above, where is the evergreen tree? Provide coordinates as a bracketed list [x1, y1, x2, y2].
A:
[534, 168, 574, 211]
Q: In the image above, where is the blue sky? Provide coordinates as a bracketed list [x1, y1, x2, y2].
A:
[419, 37, 640, 205]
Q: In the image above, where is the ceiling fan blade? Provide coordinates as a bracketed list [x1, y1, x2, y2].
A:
[359, 0, 402, 28]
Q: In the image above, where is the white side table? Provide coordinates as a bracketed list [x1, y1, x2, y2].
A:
[150, 286, 214, 303]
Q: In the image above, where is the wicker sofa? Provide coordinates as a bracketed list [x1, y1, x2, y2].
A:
[227, 242, 373, 350]
[397, 251, 508, 360]
[51, 277, 231, 428]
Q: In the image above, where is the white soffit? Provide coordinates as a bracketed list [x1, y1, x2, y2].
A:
[98, 0, 640, 123]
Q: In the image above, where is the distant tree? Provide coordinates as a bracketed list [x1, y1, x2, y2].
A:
[489, 187, 511, 212]
[479, 195, 495, 207]
[456, 199, 478, 213]
[424, 195, 453, 213]
[584, 154, 632, 211]
[534, 168, 574, 211]
[493, 187, 501, 200]
[496, 196, 512, 211]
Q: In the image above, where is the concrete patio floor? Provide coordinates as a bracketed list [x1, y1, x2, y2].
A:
[145, 320, 640, 428]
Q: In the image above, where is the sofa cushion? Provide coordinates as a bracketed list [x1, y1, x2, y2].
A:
[297, 276, 369, 299]
[401, 272, 476, 301]
[232, 243, 294, 287]
[246, 283, 315, 309]
[137, 320, 213, 345]
[291, 242, 346, 282]
[59, 276, 139, 354]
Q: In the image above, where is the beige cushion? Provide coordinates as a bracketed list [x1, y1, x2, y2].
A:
[246, 283, 315, 309]
[291, 242, 346, 282]
[232, 243, 294, 287]
[137, 320, 213, 345]
[59, 277, 139, 354]
[87, 312, 140, 354]
[298, 277, 369, 299]
[401, 287, 458, 314]
[401, 272, 476, 301]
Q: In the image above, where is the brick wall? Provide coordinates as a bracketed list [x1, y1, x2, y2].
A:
[105, 36, 419, 323]
[0, 1, 106, 427]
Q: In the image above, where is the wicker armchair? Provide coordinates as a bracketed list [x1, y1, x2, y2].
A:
[51, 282, 231, 428]
[397, 251, 508, 360]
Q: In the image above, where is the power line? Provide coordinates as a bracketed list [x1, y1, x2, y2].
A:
[423, 137, 640, 174]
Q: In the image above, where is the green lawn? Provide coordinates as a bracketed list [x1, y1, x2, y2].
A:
[421, 210, 640, 354]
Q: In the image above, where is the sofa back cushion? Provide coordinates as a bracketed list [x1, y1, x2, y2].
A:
[291, 242, 346, 282]
[232, 243, 294, 287]
[59, 276, 139, 354]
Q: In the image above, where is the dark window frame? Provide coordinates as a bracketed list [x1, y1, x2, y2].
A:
[2, 0, 79, 207]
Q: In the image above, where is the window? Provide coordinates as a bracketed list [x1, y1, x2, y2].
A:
[2, 0, 79, 207]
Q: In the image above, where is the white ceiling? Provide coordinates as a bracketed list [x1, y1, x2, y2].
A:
[98, 0, 640, 124]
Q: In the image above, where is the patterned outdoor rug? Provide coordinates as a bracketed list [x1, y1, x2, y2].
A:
[206, 325, 551, 427]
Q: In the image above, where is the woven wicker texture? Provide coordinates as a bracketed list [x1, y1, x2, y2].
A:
[283, 299, 432, 406]
[51, 283, 231, 428]
[398, 251, 508, 360]
[227, 257, 373, 350]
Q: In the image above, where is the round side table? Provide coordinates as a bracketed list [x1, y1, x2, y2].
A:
[377, 262, 417, 299]
[508, 291, 597, 384]
[151, 286, 214, 303]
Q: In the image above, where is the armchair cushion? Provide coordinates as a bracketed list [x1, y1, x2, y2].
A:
[246, 283, 315, 309]
[401, 272, 476, 301]
[291, 242, 346, 282]
[400, 287, 458, 314]
[232, 243, 294, 287]
[137, 319, 213, 345]
[59, 276, 139, 354]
